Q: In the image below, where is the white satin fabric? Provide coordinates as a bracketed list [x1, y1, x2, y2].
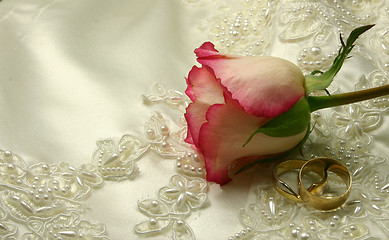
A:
[1, 0, 389, 239]
[0, 0, 197, 165]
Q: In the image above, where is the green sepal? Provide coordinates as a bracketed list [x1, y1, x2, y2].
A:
[243, 97, 310, 147]
[235, 123, 311, 175]
[304, 25, 374, 95]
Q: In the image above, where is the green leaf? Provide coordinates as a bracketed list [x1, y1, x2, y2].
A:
[243, 98, 310, 146]
[304, 25, 374, 94]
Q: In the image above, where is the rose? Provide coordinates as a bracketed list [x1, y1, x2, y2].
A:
[185, 25, 387, 185]
[184, 42, 310, 185]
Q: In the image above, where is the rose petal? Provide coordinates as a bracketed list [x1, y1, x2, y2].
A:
[185, 77, 195, 102]
[184, 66, 225, 147]
[186, 66, 224, 103]
[184, 127, 194, 145]
[195, 42, 305, 118]
[194, 42, 220, 58]
[198, 96, 307, 185]
[185, 103, 210, 147]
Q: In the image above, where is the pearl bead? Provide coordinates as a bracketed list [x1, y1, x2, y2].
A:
[149, 218, 158, 228]
[147, 129, 154, 135]
[4, 150, 12, 157]
[161, 142, 169, 148]
[310, 46, 321, 55]
[160, 125, 168, 132]
[193, 154, 199, 161]
[151, 201, 158, 208]
[301, 232, 310, 239]
[291, 229, 299, 238]
[176, 220, 185, 227]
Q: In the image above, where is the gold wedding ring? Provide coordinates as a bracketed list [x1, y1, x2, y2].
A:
[299, 157, 352, 211]
[272, 157, 352, 211]
[272, 160, 307, 203]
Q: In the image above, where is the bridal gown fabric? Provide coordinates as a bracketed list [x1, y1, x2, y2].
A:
[1, 0, 389, 239]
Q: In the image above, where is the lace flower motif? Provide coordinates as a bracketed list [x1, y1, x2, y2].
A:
[238, 188, 297, 232]
[135, 175, 207, 239]
[332, 103, 381, 144]
[355, 73, 389, 110]
[59, 163, 103, 192]
[344, 187, 388, 217]
[93, 135, 148, 181]
[158, 175, 207, 213]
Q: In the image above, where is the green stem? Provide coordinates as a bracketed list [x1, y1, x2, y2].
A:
[308, 84, 389, 112]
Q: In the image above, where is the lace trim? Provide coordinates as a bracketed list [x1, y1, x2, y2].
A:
[0, 82, 207, 239]
[134, 175, 207, 238]
[135, 83, 208, 239]
[0, 149, 109, 239]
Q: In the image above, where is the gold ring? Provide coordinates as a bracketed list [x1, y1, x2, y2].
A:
[272, 160, 328, 203]
[298, 157, 352, 211]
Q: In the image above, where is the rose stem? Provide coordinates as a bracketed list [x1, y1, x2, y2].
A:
[308, 84, 389, 112]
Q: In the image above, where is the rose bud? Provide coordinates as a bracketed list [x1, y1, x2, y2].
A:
[185, 25, 387, 185]
[184, 42, 310, 185]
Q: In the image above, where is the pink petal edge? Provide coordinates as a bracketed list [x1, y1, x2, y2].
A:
[195, 42, 306, 118]
[194, 42, 220, 58]
[184, 66, 225, 148]
[185, 77, 195, 102]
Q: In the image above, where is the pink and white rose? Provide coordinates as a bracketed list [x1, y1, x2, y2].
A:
[184, 42, 309, 185]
